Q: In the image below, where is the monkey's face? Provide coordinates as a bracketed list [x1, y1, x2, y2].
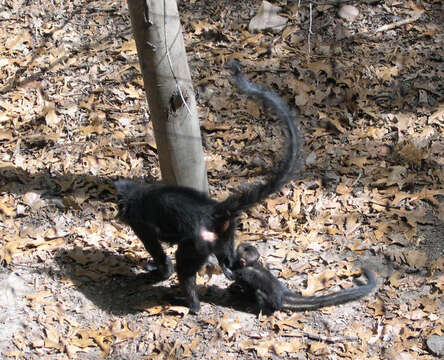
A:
[235, 243, 260, 267]
[211, 219, 236, 270]
[114, 180, 140, 222]
[217, 239, 236, 269]
[213, 233, 236, 277]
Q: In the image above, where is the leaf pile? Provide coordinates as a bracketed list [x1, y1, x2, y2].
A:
[0, 0, 442, 359]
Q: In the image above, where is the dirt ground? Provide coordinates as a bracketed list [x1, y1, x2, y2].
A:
[0, 0, 443, 359]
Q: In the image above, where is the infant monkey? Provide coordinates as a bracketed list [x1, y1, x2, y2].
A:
[226, 243, 376, 312]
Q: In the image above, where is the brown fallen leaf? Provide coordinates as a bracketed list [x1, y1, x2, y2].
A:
[429, 104, 444, 124]
[0, 241, 19, 265]
[12, 333, 26, 351]
[403, 250, 427, 270]
[346, 156, 369, 169]
[5, 30, 31, 50]
[0, 196, 16, 217]
[384, 348, 415, 360]
[80, 110, 106, 136]
[272, 339, 305, 355]
[44, 101, 60, 127]
[181, 336, 201, 358]
[117, 39, 137, 54]
[416, 187, 444, 207]
[254, 339, 273, 357]
[306, 61, 333, 77]
[430, 258, 444, 275]
[336, 183, 351, 195]
[191, 20, 216, 35]
[385, 248, 406, 266]
[319, 111, 347, 133]
[164, 306, 190, 316]
[368, 298, 384, 316]
[22, 192, 45, 210]
[389, 271, 401, 288]
[206, 154, 227, 172]
[272, 314, 304, 331]
[300, 269, 336, 297]
[219, 313, 242, 338]
[44, 325, 61, 350]
[110, 319, 141, 341]
[25, 290, 53, 302]
[132, 304, 163, 314]
[398, 142, 425, 165]
[309, 341, 329, 356]
[0, 129, 13, 141]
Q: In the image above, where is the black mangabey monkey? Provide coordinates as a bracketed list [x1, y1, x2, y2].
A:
[114, 61, 303, 313]
[227, 243, 376, 312]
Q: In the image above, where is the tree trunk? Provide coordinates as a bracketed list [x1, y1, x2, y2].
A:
[127, 0, 208, 192]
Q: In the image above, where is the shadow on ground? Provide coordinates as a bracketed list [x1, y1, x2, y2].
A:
[54, 246, 258, 316]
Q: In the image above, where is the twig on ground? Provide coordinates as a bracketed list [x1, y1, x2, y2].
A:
[304, 332, 359, 343]
[282, 331, 360, 343]
[373, 12, 423, 33]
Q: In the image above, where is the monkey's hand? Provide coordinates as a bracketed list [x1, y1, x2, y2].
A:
[221, 264, 236, 281]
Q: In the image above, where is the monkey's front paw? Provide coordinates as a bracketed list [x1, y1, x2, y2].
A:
[158, 262, 174, 280]
[164, 294, 200, 314]
[221, 264, 235, 280]
[146, 259, 174, 280]
[188, 300, 201, 314]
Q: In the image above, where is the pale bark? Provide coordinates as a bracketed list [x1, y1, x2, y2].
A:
[127, 0, 208, 192]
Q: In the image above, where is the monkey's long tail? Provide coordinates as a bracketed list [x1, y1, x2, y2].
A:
[216, 61, 303, 217]
[283, 268, 376, 311]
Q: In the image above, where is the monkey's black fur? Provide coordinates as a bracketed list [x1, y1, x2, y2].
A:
[228, 243, 376, 313]
[114, 61, 302, 313]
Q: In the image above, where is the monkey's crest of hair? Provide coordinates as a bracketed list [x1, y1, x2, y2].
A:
[114, 180, 143, 221]
[115, 180, 135, 220]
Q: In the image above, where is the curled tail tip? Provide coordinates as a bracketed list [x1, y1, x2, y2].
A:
[361, 267, 377, 288]
[226, 59, 242, 75]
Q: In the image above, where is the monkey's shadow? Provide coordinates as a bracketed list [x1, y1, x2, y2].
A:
[54, 247, 257, 315]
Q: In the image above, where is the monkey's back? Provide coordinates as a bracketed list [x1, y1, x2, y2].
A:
[235, 263, 286, 309]
[115, 181, 219, 243]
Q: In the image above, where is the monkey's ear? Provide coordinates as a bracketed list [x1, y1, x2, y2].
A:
[220, 220, 230, 233]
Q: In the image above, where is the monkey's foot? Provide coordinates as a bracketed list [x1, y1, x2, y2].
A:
[164, 293, 201, 314]
[145, 259, 174, 280]
[187, 299, 201, 314]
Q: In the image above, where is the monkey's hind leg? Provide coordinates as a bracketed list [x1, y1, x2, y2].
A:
[175, 243, 207, 314]
[133, 224, 174, 280]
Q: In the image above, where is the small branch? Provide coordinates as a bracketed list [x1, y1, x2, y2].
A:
[79, 6, 117, 13]
[307, 2, 313, 55]
[347, 12, 423, 41]
[282, 331, 359, 343]
[311, 0, 381, 5]
[351, 170, 362, 186]
[250, 68, 289, 73]
[373, 12, 423, 34]
[303, 332, 359, 343]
